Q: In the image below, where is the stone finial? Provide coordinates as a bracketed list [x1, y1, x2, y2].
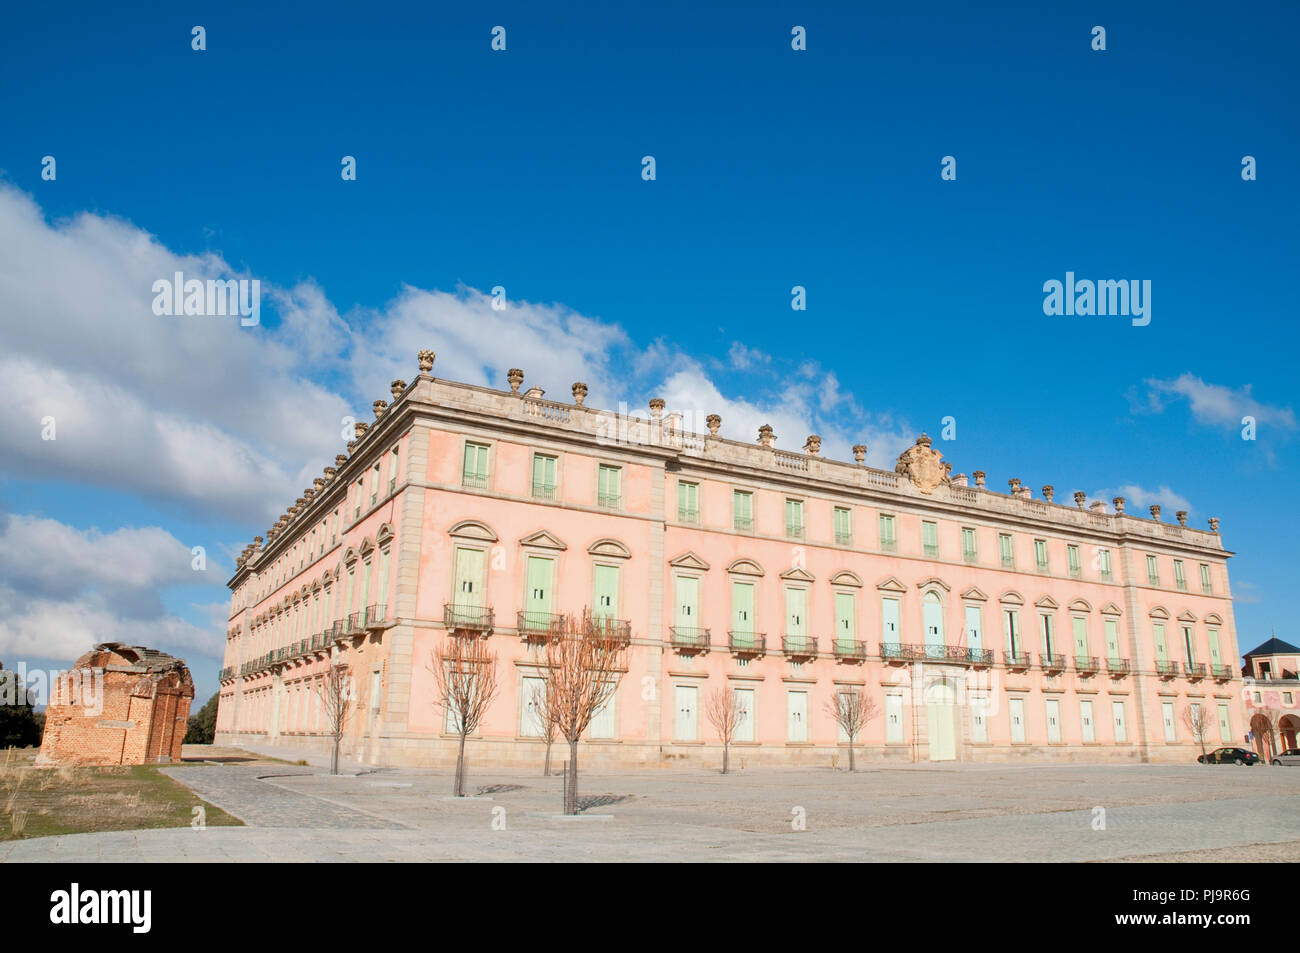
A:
[804, 434, 822, 456]
[391, 379, 406, 400]
[1073, 490, 1086, 508]
[1208, 517, 1220, 534]
[1008, 478, 1022, 492]
[304, 489, 315, 501]
[355, 422, 369, 441]
[757, 424, 776, 448]
[417, 349, 436, 373]
[347, 440, 358, 454]
[648, 398, 665, 419]
[706, 414, 721, 435]
[1176, 510, 1188, 527]
[1113, 496, 1125, 514]
[295, 497, 305, 509]
[571, 382, 588, 406]
[1090, 501, 1107, 515]
[507, 368, 525, 393]
[952, 472, 968, 487]
[973, 470, 986, 488]
[1041, 485, 1054, 503]
[335, 455, 348, 468]
[852, 444, 866, 464]
[372, 399, 387, 418]
[253, 536, 263, 546]
[313, 478, 326, 492]
[1149, 504, 1161, 521]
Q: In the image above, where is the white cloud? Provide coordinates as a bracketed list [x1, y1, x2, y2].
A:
[1138, 374, 1296, 432]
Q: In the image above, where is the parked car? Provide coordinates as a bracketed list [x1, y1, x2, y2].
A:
[1197, 747, 1260, 765]
[1270, 748, 1300, 766]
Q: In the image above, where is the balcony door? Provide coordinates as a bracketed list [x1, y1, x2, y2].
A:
[965, 605, 982, 652]
[593, 564, 619, 620]
[675, 576, 699, 629]
[454, 547, 485, 608]
[732, 581, 755, 641]
[926, 681, 956, 761]
[525, 556, 554, 622]
[923, 593, 944, 648]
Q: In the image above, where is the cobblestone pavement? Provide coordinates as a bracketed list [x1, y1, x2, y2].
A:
[3, 759, 1297, 862]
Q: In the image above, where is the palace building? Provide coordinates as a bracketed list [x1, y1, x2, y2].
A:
[216, 348, 1243, 767]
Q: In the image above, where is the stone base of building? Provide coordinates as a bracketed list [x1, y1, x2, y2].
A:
[215, 730, 1195, 770]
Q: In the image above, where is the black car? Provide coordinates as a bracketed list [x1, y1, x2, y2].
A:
[1197, 746, 1260, 765]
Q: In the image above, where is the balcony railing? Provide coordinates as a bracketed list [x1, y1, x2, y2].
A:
[880, 539, 897, 553]
[881, 643, 923, 662]
[517, 610, 565, 641]
[969, 647, 995, 667]
[669, 626, 710, 654]
[1156, 660, 1180, 678]
[727, 631, 766, 657]
[1040, 653, 1067, 672]
[834, 531, 852, 546]
[734, 516, 753, 533]
[462, 472, 489, 489]
[219, 667, 233, 681]
[343, 611, 364, 635]
[1211, 664, 1232, 680]
[531, 482, 557, 501]
[1074, 656, 1099, 674]
[781, 635, 817, 660]
[444, 603, 495, 634]
[923, 544, 939, 558]
[678, 507, 699, 524]
[330, 619, 347, 640]
[919, 644, 974, 665]
[832, 639, 868, 661]
[1004, 651, 1031, 669]
[365, 604, 389, 628]
[1185, 662, 1207, 680]
[1106, 657, 1130, 675]
[597, 492, 622, 509]
[785, 523, 804, 540]
[591, 616, 633, 646]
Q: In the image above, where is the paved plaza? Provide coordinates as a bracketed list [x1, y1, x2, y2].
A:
[3, 749, 1297, 862]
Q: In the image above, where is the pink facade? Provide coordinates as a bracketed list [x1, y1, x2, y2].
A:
[216, 353, 1245, 768]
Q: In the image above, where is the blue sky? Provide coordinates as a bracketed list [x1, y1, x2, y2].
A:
[1, 0, 1297, 703]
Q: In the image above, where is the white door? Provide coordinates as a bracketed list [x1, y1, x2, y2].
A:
[1162, 701, 1176, 742]
[787, 691, 808, 742]
[965, 606, 982, 651]
[674, 685, 697, 741]
[1009, 697, 1026, 744]
[520, 676, 546, 737]
[927, 682, 956, 761]
[882, 598, 900, 643]
[886, 694, 903, 743]
[1113, 701, 1127, 742]
[1045, 698, 1061, 744]
[923, 593, 944, 648]
[1080, 699, 1095, 743]
[589, 685, 616, 739]
[734, 688, 755, 742]
[1217, 703, 1231, 743]
[971, 694, 988, 742]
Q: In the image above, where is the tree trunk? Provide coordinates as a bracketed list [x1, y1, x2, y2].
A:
[848, 738, 856, 772]
[331, 734, 340, 775]
[566, 738, 579, 814]
[454, 732, 467, 796]
[721, 742, 729, 775]
[543, 735, 553, 776]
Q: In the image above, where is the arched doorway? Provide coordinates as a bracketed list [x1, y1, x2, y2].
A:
[926, 680, 956, 762]
[1280, 714, 1299, 752]
[1250, 713, 1275, 761]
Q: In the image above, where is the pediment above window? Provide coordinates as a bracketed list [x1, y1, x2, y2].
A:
[726, 558, 765, 577]
[449, 520, 498, 543]
[668, 551, 711, 571]
[588, 538, 632, 559]
[519, 529, 567, 551]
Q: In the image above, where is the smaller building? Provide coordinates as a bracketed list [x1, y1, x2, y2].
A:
[38, 643, 194, 766]
[1241, 636, 1300, 759]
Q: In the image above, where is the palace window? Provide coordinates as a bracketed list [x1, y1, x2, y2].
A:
[961, 527, 977, 561]
[1067, 544, 1081, 577]
[879, 514, 896, 552]
[677, 481, 699, 523]
[1146, 555, 1159, 586]
[785, 499, 805, 540]
[597, 465, 622, 508]
[922, 521, 938, 558]
[532, 454, 557, 500]
[1174, 560, 1187, 590]
[833, 506, 852, 545]
[733, 490, 754, 532]
[462, 442, 490, 489]
[1033, 538, 1048, 570]
[998, 533, 1014, 568]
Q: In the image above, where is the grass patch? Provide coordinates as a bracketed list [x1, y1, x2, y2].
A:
[0, 748, 243, 841]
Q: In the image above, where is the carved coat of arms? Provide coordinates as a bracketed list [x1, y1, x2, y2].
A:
[894, 434, 950, 495]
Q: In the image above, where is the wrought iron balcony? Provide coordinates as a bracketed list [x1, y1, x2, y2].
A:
[597, 491, 622, 509]
[969, 648, 995, 667]
[591, 616, 632, 646]
[444, 603, 495, 635]
[1211, 664, 1232, 680]
[727, 630, 766, 658]
[781, 635, 817, 660]
[330, 619, 347, 640]
[1004, 651, 1031, 669]
[531, 482, 557, 501]
[219, 666, 233, 681]
[517, 610, 565, 642]
[832, 639, 868, 661]
[365, 604, 389, 628]
[1185, 662, 1207, 680]
[669, 626, 710, 654]
[1107, 657, 1130, 675]
[1156, 660, 1180, 678]
[881, 642, 923, 662]
[678, 507, 699, 524]
[919, 644, 974, 665]
[1040, 653, 1067, 672]
[462, 472, 489, 489]
[785, 523, 805, 541]
[1074, 656, 1099, 674]
[834, 531, 853, 546]
[344, 611, 365, 635]
[733, 516, 754, 533]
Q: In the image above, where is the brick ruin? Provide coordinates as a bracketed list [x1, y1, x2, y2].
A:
[37, 643, 195, 766]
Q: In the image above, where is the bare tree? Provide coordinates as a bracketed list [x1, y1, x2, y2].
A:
[1181, 703, 1211, 757]
[704, 688, 744, 774]
[535, 611, 627, 814]
[431, 636, 500, 797]
[530, 682, 559, 776]
[314, 661, 353, 775]
[825, 688, 879, 771]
